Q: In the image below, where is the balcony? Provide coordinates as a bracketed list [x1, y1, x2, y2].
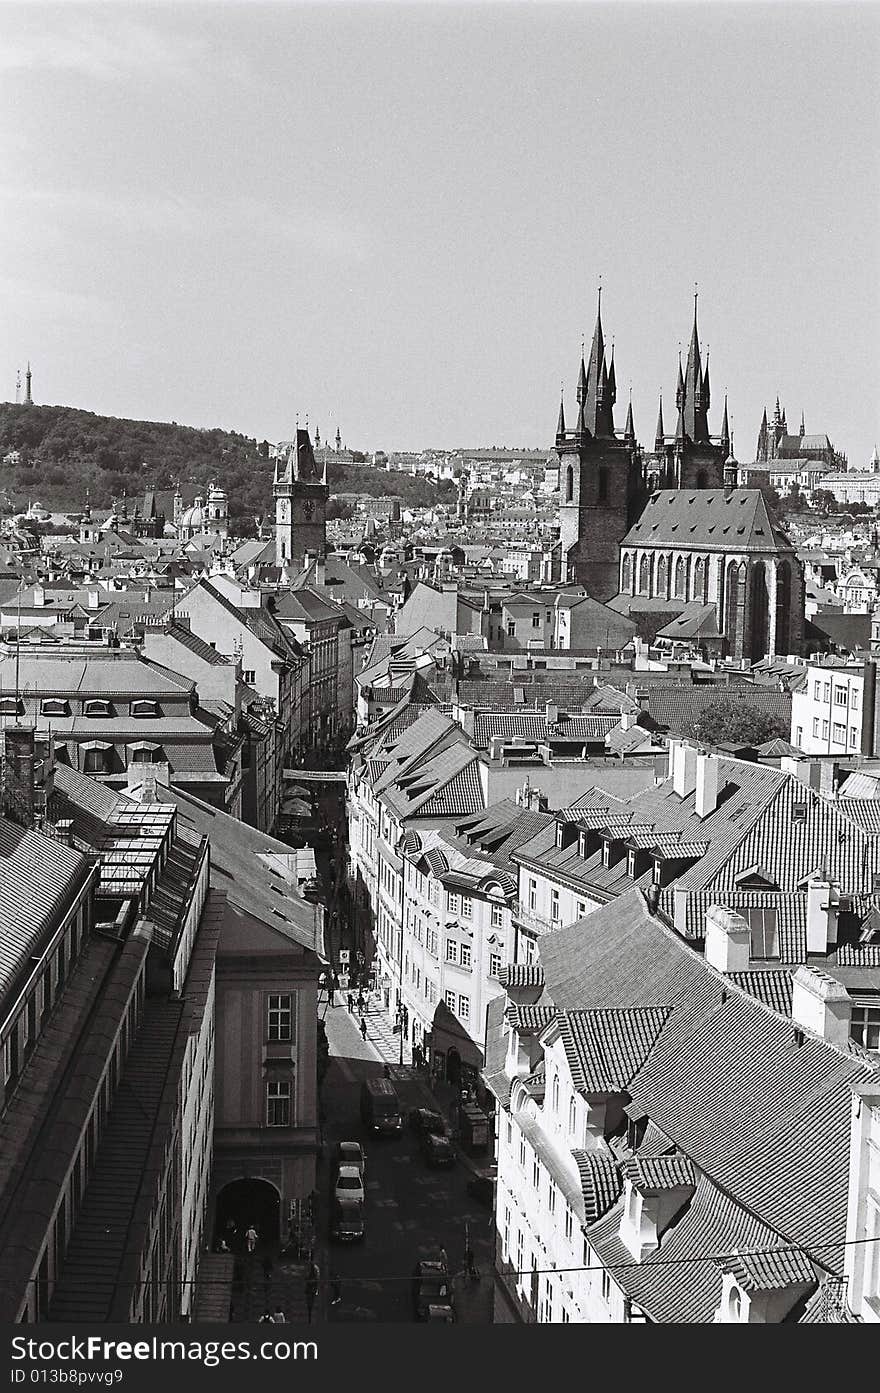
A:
[511, 901, 556, 937]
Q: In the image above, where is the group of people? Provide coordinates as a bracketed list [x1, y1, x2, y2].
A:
[216, 1219, 260, 1255]
[346, 991, 371, 1041]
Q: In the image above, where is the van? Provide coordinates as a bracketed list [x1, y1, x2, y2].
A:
[360, 1077, 403, 1135]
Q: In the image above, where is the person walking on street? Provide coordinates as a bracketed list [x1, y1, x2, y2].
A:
[360, 1016, 368, 1041]
[305, 1259, 320, 1324]
[357, 992, 365, 1013]
[245, 1224, 258, 1254]
[347, 993, 354, 1014]
[272, 1306, 286, 1323]
[439, 1245, 448, 1272]
[465, 1245, 479, 1281]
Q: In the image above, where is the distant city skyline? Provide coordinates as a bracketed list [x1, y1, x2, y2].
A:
[1, 3, 878, 464]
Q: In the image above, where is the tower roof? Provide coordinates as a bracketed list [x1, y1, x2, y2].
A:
[654, 394, 665, 451]
[274, 428, 324, 487]
[556, 393, 566, 438]
[682, 295, 709, 443]
[624, 397, 635, 445]
[580, 290, 615, 439]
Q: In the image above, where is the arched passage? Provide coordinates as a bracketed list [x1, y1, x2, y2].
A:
[216, 1177, 281, 1251]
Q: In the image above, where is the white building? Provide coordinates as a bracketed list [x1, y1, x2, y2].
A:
[790, 658, 875, 756]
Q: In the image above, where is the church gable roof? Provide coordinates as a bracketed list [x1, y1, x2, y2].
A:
[622, 490, 794, 554]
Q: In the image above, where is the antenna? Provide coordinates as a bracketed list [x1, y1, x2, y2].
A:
[15, 369, 21, 405]
[14, 581, 22, 724]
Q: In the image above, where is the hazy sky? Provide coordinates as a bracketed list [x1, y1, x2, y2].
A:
[1, 1, 878, 464]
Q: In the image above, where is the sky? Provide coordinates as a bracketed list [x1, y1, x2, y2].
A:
[0, 1, 878, 464]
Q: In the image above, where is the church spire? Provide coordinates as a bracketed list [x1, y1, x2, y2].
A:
[676, 350, 685, 412]
[556, 390, 566, 439]
[756, 406, 769, 461]
[654, 394, 665, 452]
[720, 394, 730, 457]
[576, 348, 587, 405]
[607, 340, 617, 406]
[582, 286, 614, 437]
[799, 410, 805, 438]
[675, 401, 686, 445]
[623, 393, 635, 446]
[702, 346, 710, 410]
[682, 292, 709, 442]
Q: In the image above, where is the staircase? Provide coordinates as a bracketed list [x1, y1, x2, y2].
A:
[49, 1000, 184, 1321]
[193, 1253, 235, 1321]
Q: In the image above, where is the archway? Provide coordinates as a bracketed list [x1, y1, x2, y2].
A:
[215, 1177, 281, 1252]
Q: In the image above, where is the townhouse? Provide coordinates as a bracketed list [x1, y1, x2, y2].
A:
[486, 887, 880, 1323]
[791, 656, 880, 756]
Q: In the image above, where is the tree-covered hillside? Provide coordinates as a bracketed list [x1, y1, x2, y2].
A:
[0, 403, 454, 528]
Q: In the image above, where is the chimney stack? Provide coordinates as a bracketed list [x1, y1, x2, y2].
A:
[545, 702, 558, 727]
[695, 752, 720, 817]
[791, 966, 851, 1048]
[704, 904, 751, 973]
[672, 742, 699, 799]
[806, 878, 840, 953]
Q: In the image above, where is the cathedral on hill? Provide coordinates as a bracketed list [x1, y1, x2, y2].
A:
[555, 295, 805, 661]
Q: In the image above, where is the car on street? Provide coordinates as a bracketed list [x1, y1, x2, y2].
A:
[466, 1175, 494, 1208]
[421, 1130, 456, 1167]
[408, 1107, 447, 1136]
[333, 1140, 366, 1178]
[329, 1198, 365, 1243]
[412, 1261, 455, 1320]
[425, 1303, 456, 1323]
[334, 1165, 365, 1205]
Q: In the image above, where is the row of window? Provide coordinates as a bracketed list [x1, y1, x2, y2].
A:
[811, 716, 859, 747]
[812, 679, 859, 708]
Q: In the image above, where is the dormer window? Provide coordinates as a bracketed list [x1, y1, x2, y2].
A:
[41, 698, 70, 717]
[0, 697, 23, 716]
[131, 699, 160, 718]
[83, 699, 112, 718]
[602, 840, 611, 869]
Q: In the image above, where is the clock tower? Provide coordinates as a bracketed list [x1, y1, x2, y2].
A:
[273, 427, 329, 567]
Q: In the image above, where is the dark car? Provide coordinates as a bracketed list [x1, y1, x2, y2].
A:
[409, 1107, 446, 1137]
[412, 1261, 455, 1320]
[466, 1175, 495, 1208]
[329, 1198, 365, 1243]
[421, 1130, 456, 1167]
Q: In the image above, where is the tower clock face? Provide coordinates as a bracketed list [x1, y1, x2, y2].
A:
[278, 500, 289, 522]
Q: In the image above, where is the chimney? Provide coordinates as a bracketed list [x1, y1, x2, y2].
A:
[695, 752, 720, 817]
[791, 966, 851, 1048]
[819, 761, 838, 799]
[704, 904, 751, 972]
[621, 711, 633, 731]
[545, 702, 558, 726]
[666, 737, 681, 779]
[315, 556, 326, 588]
[806, 878, 840, 953]
[87, 587, 100, 610]
[672, 742, 698, 799]
[33, 582, 45, 608]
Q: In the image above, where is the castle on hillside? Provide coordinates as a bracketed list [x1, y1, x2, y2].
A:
[756, 400, 846, 471]
[556, 294, 804, 661]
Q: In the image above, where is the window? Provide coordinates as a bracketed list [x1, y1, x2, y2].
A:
[833, 723, 846, 744]
[531, 613, 540, 628]
[851, 1006, 880, 1051]
[627, 849, 637, 877]
[851, 689, 860, 709]
[746, 907, 779, 959]
[576, 900, 587, 918]
[548, 1180, 557, 1215]
[532, 1156, 540, 1189]
[506, 620, 516, 637]
[41, 698, 69, 717]
[445, 940, 458, 963]
[551, 1072, 559, 1112]
[528, 879, 537, 911]
[267, 993, 292, 1041]
[131, 700, 159, 717]
[458, 994, 470, 1021]
[812, 717, 820, 738]
[834, 686, 847, 706]
[550, 889, 559, 922]
[490, 952, 503, 978]
[568, 1096, 576, 1134]
[505, 1116, 513, 1146]
[447, 891, 460, 915]
[503, 1208, 510, 1261]
[813, 680, 821, 699]
[0, 697, 22, 716]
[822, 720, 829, 739]
[445, 989, 457, 1012]
[602, 841, 611, 868]
[564, 1207, 573, 1240]
[83, 748, 107, 774]
[459, 943, 472, 969]
[130, 745, 158, 763]
[851, 727, 858, 748]
[491, 904, 503, 928]
[823, 683, 831, 702]
[83, 699, 112, 718]
[601, 1269, 611, 1305]
[460, 895, 472, 919]
[266, 1080, 291, 1127]
[243, 670, 256, 684]
[792, 801, 807, 825]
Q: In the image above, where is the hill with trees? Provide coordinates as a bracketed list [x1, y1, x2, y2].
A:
[0, 402, 454, 530]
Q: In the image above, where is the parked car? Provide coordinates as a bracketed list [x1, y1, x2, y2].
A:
[333, 1140, 366, 1178]
[421, 1131, 456, 1167]
[329, 1198, 365, 1244]
[424, 1303, 456, 1323]
[466, 1175, 495, 1208]
[334, 1165, 365, 1205]
[412, 1260, 455, 1320]
[409, 1107, 447, 1136]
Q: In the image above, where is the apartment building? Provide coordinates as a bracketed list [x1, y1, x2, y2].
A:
[790, 658, 879, 756]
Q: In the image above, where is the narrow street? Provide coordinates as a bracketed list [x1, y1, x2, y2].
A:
[313, 1003, 495, 1323]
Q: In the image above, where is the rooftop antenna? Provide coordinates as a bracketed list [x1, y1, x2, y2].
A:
[15, 369, 21, 404]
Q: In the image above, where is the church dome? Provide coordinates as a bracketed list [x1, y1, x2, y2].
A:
[180, 502, 205, 530]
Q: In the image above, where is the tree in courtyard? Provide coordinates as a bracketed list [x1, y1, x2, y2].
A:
[690, 699, 788, 748]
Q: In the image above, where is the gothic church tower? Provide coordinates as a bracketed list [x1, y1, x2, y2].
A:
[274, 427, 329, 567]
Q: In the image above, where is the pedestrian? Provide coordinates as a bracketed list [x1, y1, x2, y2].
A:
[258, 1311, 274, 1324]
[305, 1258, 320, 1324]
[383, 1062, 391, 1078]
[357, 992, 365, 1013]
[272, 1306, 286, 1323]
[347, 993, 354, 1014]
[329, 1271, 342, 1305]
[439, 1245, 448, 1272]
[465, 1245, 479, 1280]
[245, 1224, 258, 1254]
[360, 1016, 368, 1041]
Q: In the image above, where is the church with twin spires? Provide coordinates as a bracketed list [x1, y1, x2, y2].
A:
[556, 294, 804, 662]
